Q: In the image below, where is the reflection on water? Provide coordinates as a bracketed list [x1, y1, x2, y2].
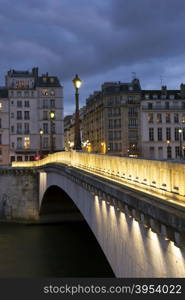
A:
[0, 222, 114, 278]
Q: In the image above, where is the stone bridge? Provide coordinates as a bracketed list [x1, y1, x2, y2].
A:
[0, 152, 185, 277]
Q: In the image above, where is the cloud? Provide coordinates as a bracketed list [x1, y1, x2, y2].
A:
[0, 0, 185, 113]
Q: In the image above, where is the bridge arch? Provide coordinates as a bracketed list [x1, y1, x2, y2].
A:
[39, 185, 84, 223]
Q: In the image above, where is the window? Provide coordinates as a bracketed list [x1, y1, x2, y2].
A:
[11, 126, 14, 133]
[148, 102, 153, 109]
[108, 119, 113, 129]
[17, 101, 22, 107]
[24, 91, 29, 97]
[43, 137, 49, 148]
[17, 156, 23, 161]
[24, 111, 30, 120]
[24, 137, 30, 149]
[43, 99, 48, 108]
[17, 123, 22, 134]
[153, 94, 158, 100]
[17, 111, 22, 120]
[158, 128, 162, 141]
[128, 107, 137, 116]
[0, 103, 2, 110]
[167, 146, 172, 159]
[166, 128, 171, 140]
[0, 148, 2, 155]
[42, 89, 49, 96]
[11, 113, 14, 118]
[148, 113, 153, 123]
[145, 94, 150, 100]
[166, 113, 171, 123]
[43, 111, 48, 120]
[175, 128, 179, 141]
[128, 119, 137, 128]
[50, 99, 55, 108]
[114, 131, 121, 140]
[128, 96, 134, 103]
[10, 156, 15, 162]
[50, 90, 55, 96]
[17, 137, 22, 149]
[149, 146, 155, 158]
[0, 134, 1, 144]
[108, 131, 113, 141]
[108, 108, 112, 117]
[114, 119, 121, 128]
[0, 118, 1, 128]
[175, 146, 180, 158]
[165, 102, 169, 109]
[174, 113, 179, 123]
[24, 101, 29, 107]
[182, 102, 185, 109]
[170, 94, 175, 100]
[149, 128, 154, 141]
[157, 113, 162, 123]
[43, 123, 48, 134]
[17, 91, 21, 97]
[24, 123, 29, 134]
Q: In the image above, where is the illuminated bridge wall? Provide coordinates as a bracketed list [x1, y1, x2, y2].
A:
[7, 153, 185, 277]
[13, 151, 185, 202]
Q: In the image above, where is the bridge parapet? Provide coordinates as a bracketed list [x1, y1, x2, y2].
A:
[12, 152, 185, 202]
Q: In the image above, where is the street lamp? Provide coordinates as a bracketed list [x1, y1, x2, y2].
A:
[39, 129, 43, 158]
[50, 111, 55, 153]
[178, 128, 183, 159]
[73, 74, 82, 150]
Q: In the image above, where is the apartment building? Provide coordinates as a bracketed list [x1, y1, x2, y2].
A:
[82, 79, 141, 156]
[141, 85, 185, 160]
[0, 67, 64, 164]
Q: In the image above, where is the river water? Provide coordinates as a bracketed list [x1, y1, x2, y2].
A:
[0, 222, 114, 278]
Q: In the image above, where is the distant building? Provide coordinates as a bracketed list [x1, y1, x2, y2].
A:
[0, 67, 64, 164]
[141, 85, 185, 160]
[64, 107, 85, 151]
[82, 79, 141, 156]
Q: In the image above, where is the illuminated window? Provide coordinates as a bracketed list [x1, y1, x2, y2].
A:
[0, 103, 2, 109]
[42, 89, 49, 96]
[50, 90, 55, 96]
[24, 137, 30, 149]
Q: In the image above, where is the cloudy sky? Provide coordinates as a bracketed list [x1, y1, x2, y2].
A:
[0, 0, 185, 115]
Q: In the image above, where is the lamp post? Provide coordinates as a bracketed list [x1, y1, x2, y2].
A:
[178, 128, 183, 159]
[39, 129, 43, 159]
[50, 111, 55, 153]
[73, 74, 82, 150]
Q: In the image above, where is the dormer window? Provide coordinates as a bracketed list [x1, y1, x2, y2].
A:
[129, 86, 133, 91]
[169, 94, 175, 100]
[153, 94, 158, 99]
[145, 94, 150, 100]
[50, 78, 54, 83]
[43, 77, 47, 82]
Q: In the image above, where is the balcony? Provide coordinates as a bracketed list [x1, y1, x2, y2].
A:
[142, 105, 185, 111]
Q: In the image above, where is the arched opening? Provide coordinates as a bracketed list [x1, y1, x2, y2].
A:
[39, 185, 84, 223]
[38, 185, 115, 277]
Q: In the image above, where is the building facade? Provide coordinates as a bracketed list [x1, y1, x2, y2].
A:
[82, 79, 141, 156]
[141, 85, 185, 160]
[0, 67, 64, 164]
[0, 88, 9, 164]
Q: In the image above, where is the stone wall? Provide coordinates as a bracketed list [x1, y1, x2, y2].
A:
[0, 168, 39, 222]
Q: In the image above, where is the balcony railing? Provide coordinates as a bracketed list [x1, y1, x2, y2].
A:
[142, 105, 185, 111]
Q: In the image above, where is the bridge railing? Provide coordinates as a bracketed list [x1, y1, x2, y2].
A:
[12, 151, 185, 200]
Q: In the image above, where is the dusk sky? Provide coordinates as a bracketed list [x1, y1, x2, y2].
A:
[0, 0, 185, 115]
